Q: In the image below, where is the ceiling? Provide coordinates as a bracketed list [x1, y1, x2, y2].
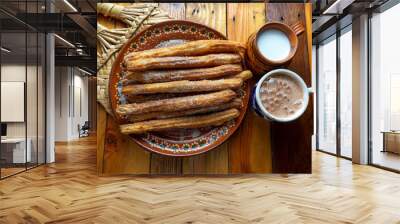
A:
[312, 0, 390, 44]
[0, 0, 96, 73]
[0, 0, 96, 14]
[1, 32, 45, 64]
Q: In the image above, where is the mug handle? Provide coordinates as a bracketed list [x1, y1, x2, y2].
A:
[290, 21, 304, 36]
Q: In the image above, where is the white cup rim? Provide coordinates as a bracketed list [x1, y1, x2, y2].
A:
[255, 69, 309, 122]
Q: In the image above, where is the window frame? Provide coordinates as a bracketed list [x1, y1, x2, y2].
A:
[315, 24, 353, 161]
[367, 1, 400, 173]
[0, 0, 47, 180]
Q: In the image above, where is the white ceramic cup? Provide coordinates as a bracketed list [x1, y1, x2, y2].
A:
[252, 69, 312, 122]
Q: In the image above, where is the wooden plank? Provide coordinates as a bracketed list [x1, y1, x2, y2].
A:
[227, 3, 272, 173]
[96, 104, 107, 175]
[226, 3, 266, 42]
[159, 3, 185, 20]
[181, 3, 228, 175]
[89, 78, 97, 132]
[150, 3, 186, 175]
[266, 3, 313, 173]
[103, 115, 151, 174]
[305, 3, 313, 74]
[149, 155, 182, 175]
[98, 4, 152, 175]
[185, 3, 226, 34]
[97, 13, 117, 176]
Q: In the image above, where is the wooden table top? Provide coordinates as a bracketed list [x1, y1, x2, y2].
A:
[97, 3, 313, 175]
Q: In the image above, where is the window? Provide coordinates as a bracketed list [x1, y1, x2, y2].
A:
[339, 27, 352, 158]
[0, 1, 47, 179]
[370, 3, 400, 171]
[317, 35, 337, 154]
[316, 25, 353, 159]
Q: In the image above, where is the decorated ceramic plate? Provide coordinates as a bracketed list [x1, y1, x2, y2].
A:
[109, 20, 250, 156]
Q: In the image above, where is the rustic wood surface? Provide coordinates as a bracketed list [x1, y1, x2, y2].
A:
[226, 3, 271, 174]
[97, 3, 312, 174]
[182, 3, 229, 175]
[266, 3, 313, 173]
[2, 137, 400, 223]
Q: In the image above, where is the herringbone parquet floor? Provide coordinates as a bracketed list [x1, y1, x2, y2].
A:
[1, 136, 400, 224]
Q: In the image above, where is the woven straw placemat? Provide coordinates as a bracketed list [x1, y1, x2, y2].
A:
[97, 3, 171, 115]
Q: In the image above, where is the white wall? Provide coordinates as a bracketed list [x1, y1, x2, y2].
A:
[54, 67, 89, 141]
[1, 63, 46, 163]
[1, 65, 26, 139]
[55, 67, 70, 141]
[1, 65, 35, 138]
[72, 73, 89, 138]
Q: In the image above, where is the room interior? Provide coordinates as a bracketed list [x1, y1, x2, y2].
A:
[0, 25, 46, 177]
[0, 0, 400, 223]
[0, 0, 96, 178]
[313, 0, 400, 172]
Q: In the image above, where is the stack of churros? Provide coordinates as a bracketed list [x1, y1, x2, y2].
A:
[117, 39, 252, 134]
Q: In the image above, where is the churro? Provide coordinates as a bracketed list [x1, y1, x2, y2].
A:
[122, 78, 242, 95]
[122, 64, 243, 84]
[120, 108, 240, 134]
[232, 70, 253, 81]
[126, 98, 242, 122]
[125, 53, 241, 71]
[124, 93, 187, 104]
[117, 89, 236, 115]
[124, 39, 246, 61]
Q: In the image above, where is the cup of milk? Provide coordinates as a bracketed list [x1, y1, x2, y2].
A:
[246, 21, 304, 75]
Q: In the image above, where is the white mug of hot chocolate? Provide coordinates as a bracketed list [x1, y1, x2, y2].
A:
[253, 69, 311, 122]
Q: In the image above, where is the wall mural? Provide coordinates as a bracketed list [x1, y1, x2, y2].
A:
[96, 3, 313, 175]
